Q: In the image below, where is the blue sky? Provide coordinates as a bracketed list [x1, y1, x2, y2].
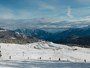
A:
[0, 0, 90, 20]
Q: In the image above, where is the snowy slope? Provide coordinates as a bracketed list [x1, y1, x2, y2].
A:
[0, 41, 90, 62]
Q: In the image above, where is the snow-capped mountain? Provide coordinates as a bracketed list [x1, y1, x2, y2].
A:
[15, 26, 90, 47]
[0, 28, 39, 44]
[15, 29, 52, 41]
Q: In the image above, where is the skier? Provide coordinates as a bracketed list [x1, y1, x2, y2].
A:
[0, 51, 2, 57]
[84, 59, 86, 63]
[59, 58, 60, 61]
[40, 57, 41, 59]
[9, 56, 11, 59]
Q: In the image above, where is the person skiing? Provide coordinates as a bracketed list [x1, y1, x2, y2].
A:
[59, 58, 60, 61]
[40, 57, 41, 59]
[84, 59, 86, 63]
[0, 51, 2, 57]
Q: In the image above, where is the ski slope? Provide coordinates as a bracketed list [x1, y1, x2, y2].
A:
[0, 41, 90, 63]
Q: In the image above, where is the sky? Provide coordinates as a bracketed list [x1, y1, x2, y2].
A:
[0, 0, 90, 29]
[0, 0, 90, 21]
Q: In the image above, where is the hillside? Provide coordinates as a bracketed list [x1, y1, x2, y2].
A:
[0, 41, 90, 62]
[0, 28, 39, 44]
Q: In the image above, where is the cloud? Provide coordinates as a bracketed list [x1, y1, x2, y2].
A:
[77, 0, 90, 5]
[67, 7, 73, 18]
[81, 16, 90, 21]
[78, 0, 90, 3]
[38, 1, 55, 10]
[16, 10, 32, 19]
[40, 3, 55, 10]
[0, 7, 15, 19]
[0, 6, 32, 19]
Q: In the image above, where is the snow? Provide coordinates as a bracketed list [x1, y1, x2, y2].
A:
[0, 30, 7, 32]
[0, 60, 90, 68]
[0, 41, 90, 63]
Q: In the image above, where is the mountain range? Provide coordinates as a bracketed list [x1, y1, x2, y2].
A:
[0, 24, 90, 47]
[15, 26, 90, 47]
